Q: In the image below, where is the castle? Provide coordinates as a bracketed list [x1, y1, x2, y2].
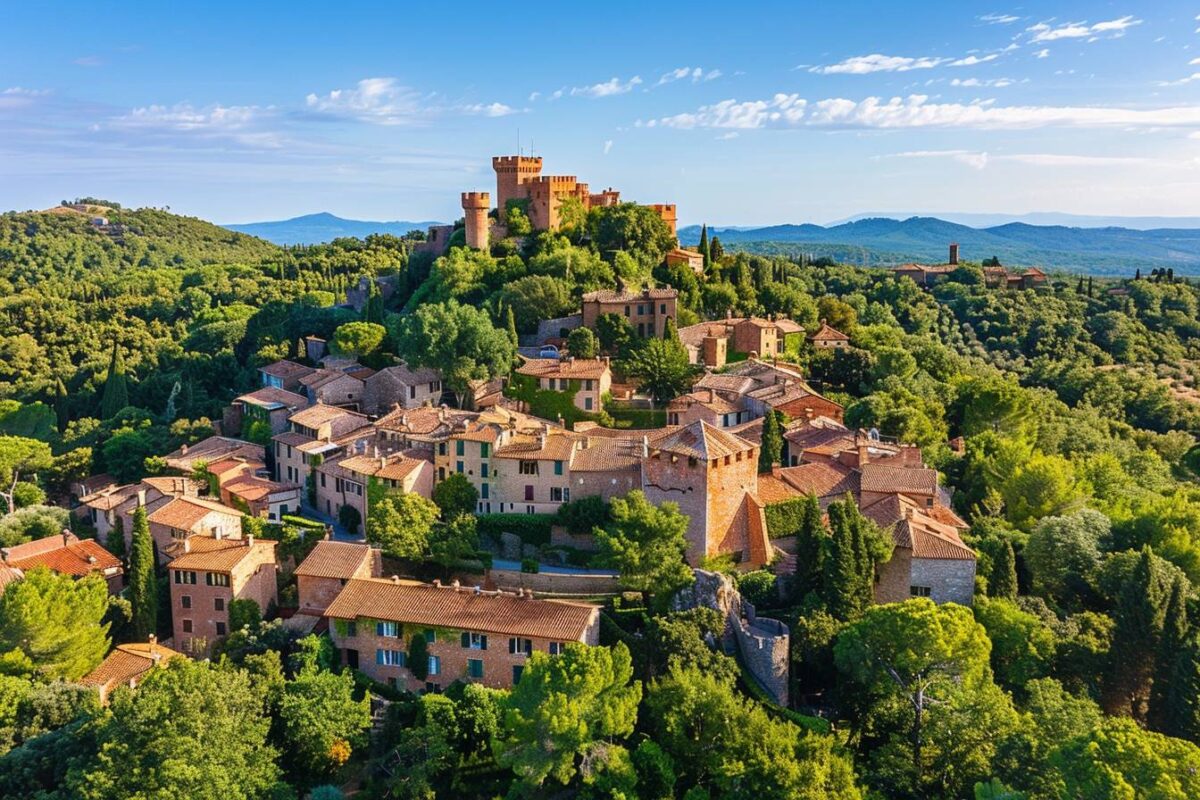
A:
[458, 154, 677, 250]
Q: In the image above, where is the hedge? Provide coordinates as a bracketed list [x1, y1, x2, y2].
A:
[282, 514, 326, 531]
[475, 513, 555, 547]
[764, 498, 808, 539]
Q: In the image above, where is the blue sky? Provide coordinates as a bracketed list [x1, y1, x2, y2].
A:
[2, 1, 1199, 225]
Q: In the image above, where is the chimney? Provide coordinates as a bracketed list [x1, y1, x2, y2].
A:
[180, 444, 188, 455]
[391, 575, 401, 584]
[246, 534, 254, 548]
[857, 444, 870, 467]
[473, 585, 481, 595]
[452, 579, 461, 592]
[62, 529, 72, 547]
[0, 548, 8, 563]
[949, 243, 959, 265]
[641, 436, 649, 459]
[432, 579, 441, 587]
[137, 489, 147, 508]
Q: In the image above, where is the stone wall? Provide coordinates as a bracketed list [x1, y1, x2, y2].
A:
[535, 314, 583, 345]
[910, 557, 976, 606]
[473, 567, 621, 596]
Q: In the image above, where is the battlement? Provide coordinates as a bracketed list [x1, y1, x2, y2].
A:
[461, 191, 490, 208]
[647, 203, 676, 214]
[534, 175, 579, 186]
[492, 155, 543, 173]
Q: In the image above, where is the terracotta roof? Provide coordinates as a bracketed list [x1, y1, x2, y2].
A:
[164, 436, 264, 469]
[289, 404, 366, 429]
[76, 473, 118, 494]
[570, 439, 643, 472]
[651, 420, 756, 460]
[0, 563, 23, 590]
[756, 472, 803, 505]
[667, 247, 703, 259]
[809, 322, 850, 342]
[167, 535, 276, 573]
[676, 321, 732, 348]
[335, 454, 426, 482]
[260, 360, 315, 380]
[669, 390, 740, 415]
[80, 483, 139, 511]
[494, 432, 581, 462]
[295, 540, 375, 580]
[726, 417, 763, 447]
[147, 496, 242, 531]
[224, 475, 297, 502]
[773, 318, 806, 335]
[773, 462, 860, 501]
[581, 287, 678, 303]
[369, 363, 442, 385]
[140, 476, 202, 496]
[81, 641, 184, 692]
[300, 368, 364, 391]
[5, 534, 122, 578]
[236, 386, 309, 410]
[205, 457, 263, 479]
[860, 463, 939, 496]
[516, 357, 611, 381]
[325, 577, 599, 641]
[894, 515, 976, 560]
[272, 431, 312, 447]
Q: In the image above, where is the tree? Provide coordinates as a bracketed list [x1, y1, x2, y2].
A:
[408, 632, 429, 681]
[0, 568, 109, 681]
[104, 516, 126, 563]
[0, 437, 53, 516]
[645, 665, 862, 799]
[228, 598, 262, 633]
[278, 663, 371, 784]
[431, 472, 478, 519]
[595, 312, 635, 356]
[566, 327, 599, 359]
[504, 305, 518, 348]
[364, 280, 384, 325]
[792, 494, 827, 603]
[99, 341, 129, 420]
[835, 599, 1013, 797]
[393, 300, 515, 406]
[1000, 452, 1085, 530]
[1105, 547, 1170, 720]
[620, 337, 694, 403]
[1149, 574, 1190, 733]
[697, 223, 710, 270]
[759, 409, 784, 472]
[973, 597, 1056, 690]
[366, 492, 440, 559]
[67, 659, 280, 799]
[595, 491, 693, 606]
[498, 275, 574, 333]
[0, 505, 69, 547]
[640, 607, 738, 683]
[990, 539, 1018, 599]
[330, 321, 386, 358]
[428, 513, 479, 569]
[821, 496, 891, 621]
[588, 203, 676, 274]
[127, 506, 157, 641]
[1024, 509, 1107, 604]
[494, 642, 641, 791]
[1047, 717, 1200, 799]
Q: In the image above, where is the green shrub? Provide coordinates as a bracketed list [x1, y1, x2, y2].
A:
[736, 570, 779, 608]
[555, 495, 610, 535]
[520, 557, 539, 574]
[764, 498, 808, 539]
[475, 513, 554, 546]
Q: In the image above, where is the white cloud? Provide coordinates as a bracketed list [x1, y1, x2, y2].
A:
[305, 78, 429, 125]
[980, 13, 1020, 24]
[570, 76, 642, 97]
[461, 102, 518, 117]
[1156, 73, 1200, 86]
[656, 66, 723, 86]
[1034, 48, 1051, 58]
[0, 87, 49, 110]
[528, 91, 541, 102]
[949, 54, 999, 66]
[951, 77, 1015, 87]
[716, 132, 739, 140]
[643, 93, 1200, 131]
[603, 139, 613, 155]
[1190, 57, 1200, 65]
[887, 149, 1173, 169]
[1026, 15, 1141, 43]
[810, 54, 950, 74]
[117, 103, 261, 131]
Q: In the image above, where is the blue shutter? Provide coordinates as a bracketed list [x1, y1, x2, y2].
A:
[375, 649, 383, 665]
[461, 631, 470, 648]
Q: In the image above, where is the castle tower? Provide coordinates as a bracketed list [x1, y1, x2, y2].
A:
[461, 191, 490, 250]
[646, 203, 678, 237]
[492, 155, 543, 215]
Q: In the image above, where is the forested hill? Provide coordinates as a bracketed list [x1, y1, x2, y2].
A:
[223, 211, 443, 245]
[678, 217, 1200, 275]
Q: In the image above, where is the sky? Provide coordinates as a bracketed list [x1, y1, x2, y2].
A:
[2, 1, 1200, 226]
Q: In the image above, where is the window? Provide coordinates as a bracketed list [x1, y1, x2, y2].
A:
[519, 460, 538, 475]
[376, 649, 406, 666]
[551, 487, 565, 503]
[347, 621, 357, 637]
[524, 485, 534, 502]
[320, 473, 326, 487]
[623, 305, 630, 317]
[480, 443, 489, 458]
[660, 303, 667, 314]
[456, 440, 465, 456]
[481, 483, 489, 499]
[553, 460, 564, 476]
[206, 572, 230, 587]
[637, 304, 645, 315]
[513, 665, 524, 683]
[428, 655, 441, 676]
[584, 379, 593, 392]
[214, 598, 224, 612]
[648, 323, 655, 336]
[456, 461, 464, 474]
[584, 397, 593, 411]
[174, 570, 197, 585]
[509, 637, 533, 656]
[438, 442, 447, 456]
[181, 595, 192, 609]
[481, 463, 489, 478]
[467, 658, 484, 679]
[215, 622, 227, 636]
[182, 619, 193, 633]
[549, 642, 569, 655]
[423, 628, 436, 644]
[376, 621, 401, 638]
[910, 585, 932, 598]
[409, 385, 416, 399]
[461, 631, 488, 650]
[425, 681, 442, 693]
[438, 467, 445, 481]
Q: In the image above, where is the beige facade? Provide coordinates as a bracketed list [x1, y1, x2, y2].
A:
[146, 496, 244, 565]
[580, 288, 678, 339]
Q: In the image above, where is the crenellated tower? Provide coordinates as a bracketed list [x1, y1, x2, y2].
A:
[460, 191, 490, 250]
[491, 155, 543, 214]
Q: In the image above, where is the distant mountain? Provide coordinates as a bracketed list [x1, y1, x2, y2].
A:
[824, 211, 1200, 230]
[223, 212, 444, 245]
[678, 217, 1200, 275]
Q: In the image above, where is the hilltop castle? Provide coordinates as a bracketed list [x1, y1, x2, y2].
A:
[456, 154, 677, 251]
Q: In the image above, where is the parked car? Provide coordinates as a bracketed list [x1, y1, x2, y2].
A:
[538, 345, 560, 358]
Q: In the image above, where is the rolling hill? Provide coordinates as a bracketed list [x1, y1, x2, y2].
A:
[223, 212, 443, 245]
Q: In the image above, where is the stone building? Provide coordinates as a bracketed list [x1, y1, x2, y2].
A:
[514, 356, 612, 413]
[324, 576, 600, 692]
[809, 321, 850, 349]
[891, 244, 960, 287]
[259, 360, 316, 393]
[146, 495, 244, 565]
[580, 287, 679, 339]
[361, 364, 444, 416]
[294, 539, 381, 615]
[0, 531, 124, 594]
[231, 386, 310, 435]
[314, 452, 433, 525]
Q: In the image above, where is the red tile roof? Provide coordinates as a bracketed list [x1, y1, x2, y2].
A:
[4, 533, 122, 579]
[809, 322, 850, 342]
[147, 496, 242, 531]
[295, 541, 376, 580]
[651, 420, 756, 460]
[516, 357, 611, 381]
[167, 535, 276, 573]
[81, 640, 184, 695]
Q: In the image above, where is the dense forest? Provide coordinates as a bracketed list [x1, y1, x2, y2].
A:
[3, 198, 1200, 799]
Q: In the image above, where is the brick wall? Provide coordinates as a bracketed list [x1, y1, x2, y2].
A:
[642, 455, 709, 563]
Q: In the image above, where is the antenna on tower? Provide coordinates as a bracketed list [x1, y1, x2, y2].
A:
[517, 128, 521, 156]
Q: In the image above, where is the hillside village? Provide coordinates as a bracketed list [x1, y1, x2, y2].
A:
[2, 151, 1200, 800]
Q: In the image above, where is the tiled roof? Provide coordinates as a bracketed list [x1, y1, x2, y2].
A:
[295, 540, 375, 580]
[726, 417, 763, 447]
[301, 368, 364, 391]
[147, 496, 242, 531]
[0, 563, 23, 590]
[860, 463, 939, 496]
[582, 287, 678, 303]
[676, 321, 732, 348]
[325, 578, 599, 641]
[80, 483, 139, 511]
[81, 641, 183, 691]
[272, 431, 312, 447]
[669, 390, 740, 415]
[236, 386, 309, 410]
[5, 534, 122, 578]
[895, 516, 976, 560]
[260, 360, 315, 380]
[809, 322, 850, 342]
[369, 363, 442, 385]
[773, 461, 860, 501]
[494, 432, 581, 462]
[668, 247, 703, 259]
[756, 472, 804, 505]
[376, 405, 476, 436]
[516, 357, 610, 381]
[224, 475, 297, 502]
[140, 476, 202, 496]
[570, 439, 643, 472]
[335, 454, 425, 482]
[167, 535, 276, 573]
[205, 457, 263, 478]
[289, 404, 366, 429]
[164, 436, 264, 469]
[651, 420, 756, 460]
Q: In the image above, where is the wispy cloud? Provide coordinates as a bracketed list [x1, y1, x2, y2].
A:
[949, 54, 999, 66]
[1026, 15, 1141, 43]
[640, 93, 1200, 131]
[104, 103, 286, 147]
[980, 13, 1020, 25]
[885, 149, 1174, 170]
[656, 67, 722, 86]
[1034, 48, 1051, 58]
[461, 102, 519, 117]
[570, 76, 642, 98]
[950, 77, 1015, 87]
[603, 139, 613, 155]
[1156, 73, 1200, 86]
[305, 78, 431, 125]
[73, 56, 105, 68]
[810, 54, 949, 74]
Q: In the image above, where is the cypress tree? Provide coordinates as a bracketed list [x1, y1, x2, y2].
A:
[1105, 547, 1167, 720]
[128, 506, 158, 641]
[408, 632, 430, 681]
[505, 305, 518, 348]
[1075, 275, 1085, 294]
[759, 410, 783, 473]
[822, 500, 862, 621]
[1135, 267, 1142, 280]
[1160, 633, 1200, 743]
[1150, 575, 1190, 731]
[1087, 276, 1094, 297]
[792, 494, 826, 603]
[698, 223, 710, 270]
[990, 539, 1018, 599]
[105, 516, 127, 563]
[365, 281, 384, 325]
[99, 341, 129, 420]
[54, 377, 69, 433]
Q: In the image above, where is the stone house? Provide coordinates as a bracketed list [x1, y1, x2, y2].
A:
[168, 534, 278, 657]
[272, 404, 374, 488]
[665, 247, 704, 275]
[375, 404, 481, 460]
[892, 244, 961, 288]
[294, 540, 381, 615]
[325, 577, 600, 692]
[862, 494, 976, 606]
[667, 389, 752, 428]
[77, 477, 202, 546]
[314, 453, 434, 526]
[692, 359, 845, 425]
[146, 496, 244, 565]
[259, 360, 316, 393]
[491, 428, 582, 515]
[221, 475, 302, 522]
[809, 321, 850, 349]
[361, 364, 444, 416]
[299, 368, 367, 408]
[514, 357, 612, 413]
[232, 386, 310, 435]
[580, 287, 678, 339]
[0, 531, 124, 594]
[81, 637, 183, 704]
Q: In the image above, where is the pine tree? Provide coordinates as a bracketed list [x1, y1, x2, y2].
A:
[1135, 268, 1142, 280]
[99, 341, 129, 420]
[1075, 275, 1085, 294]
[1105, 547, 1167, 720]
[1150, 575, 1190, 731]
[1087, 276, 1094, 298]
[1160, 633, 1200, 743]
[54, 377, 69, 432]
[128, 506, 158, 641]
[698, 224, 710, 271]
[408, 632, 430, 681]
[505, 305, 519, 348]
[105, 515, 127, 563]
[792, 494, 825, 603]
[758, 410, 783, 473]
[821, 501, 862, 621]
[990, 539, 1018, 599]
